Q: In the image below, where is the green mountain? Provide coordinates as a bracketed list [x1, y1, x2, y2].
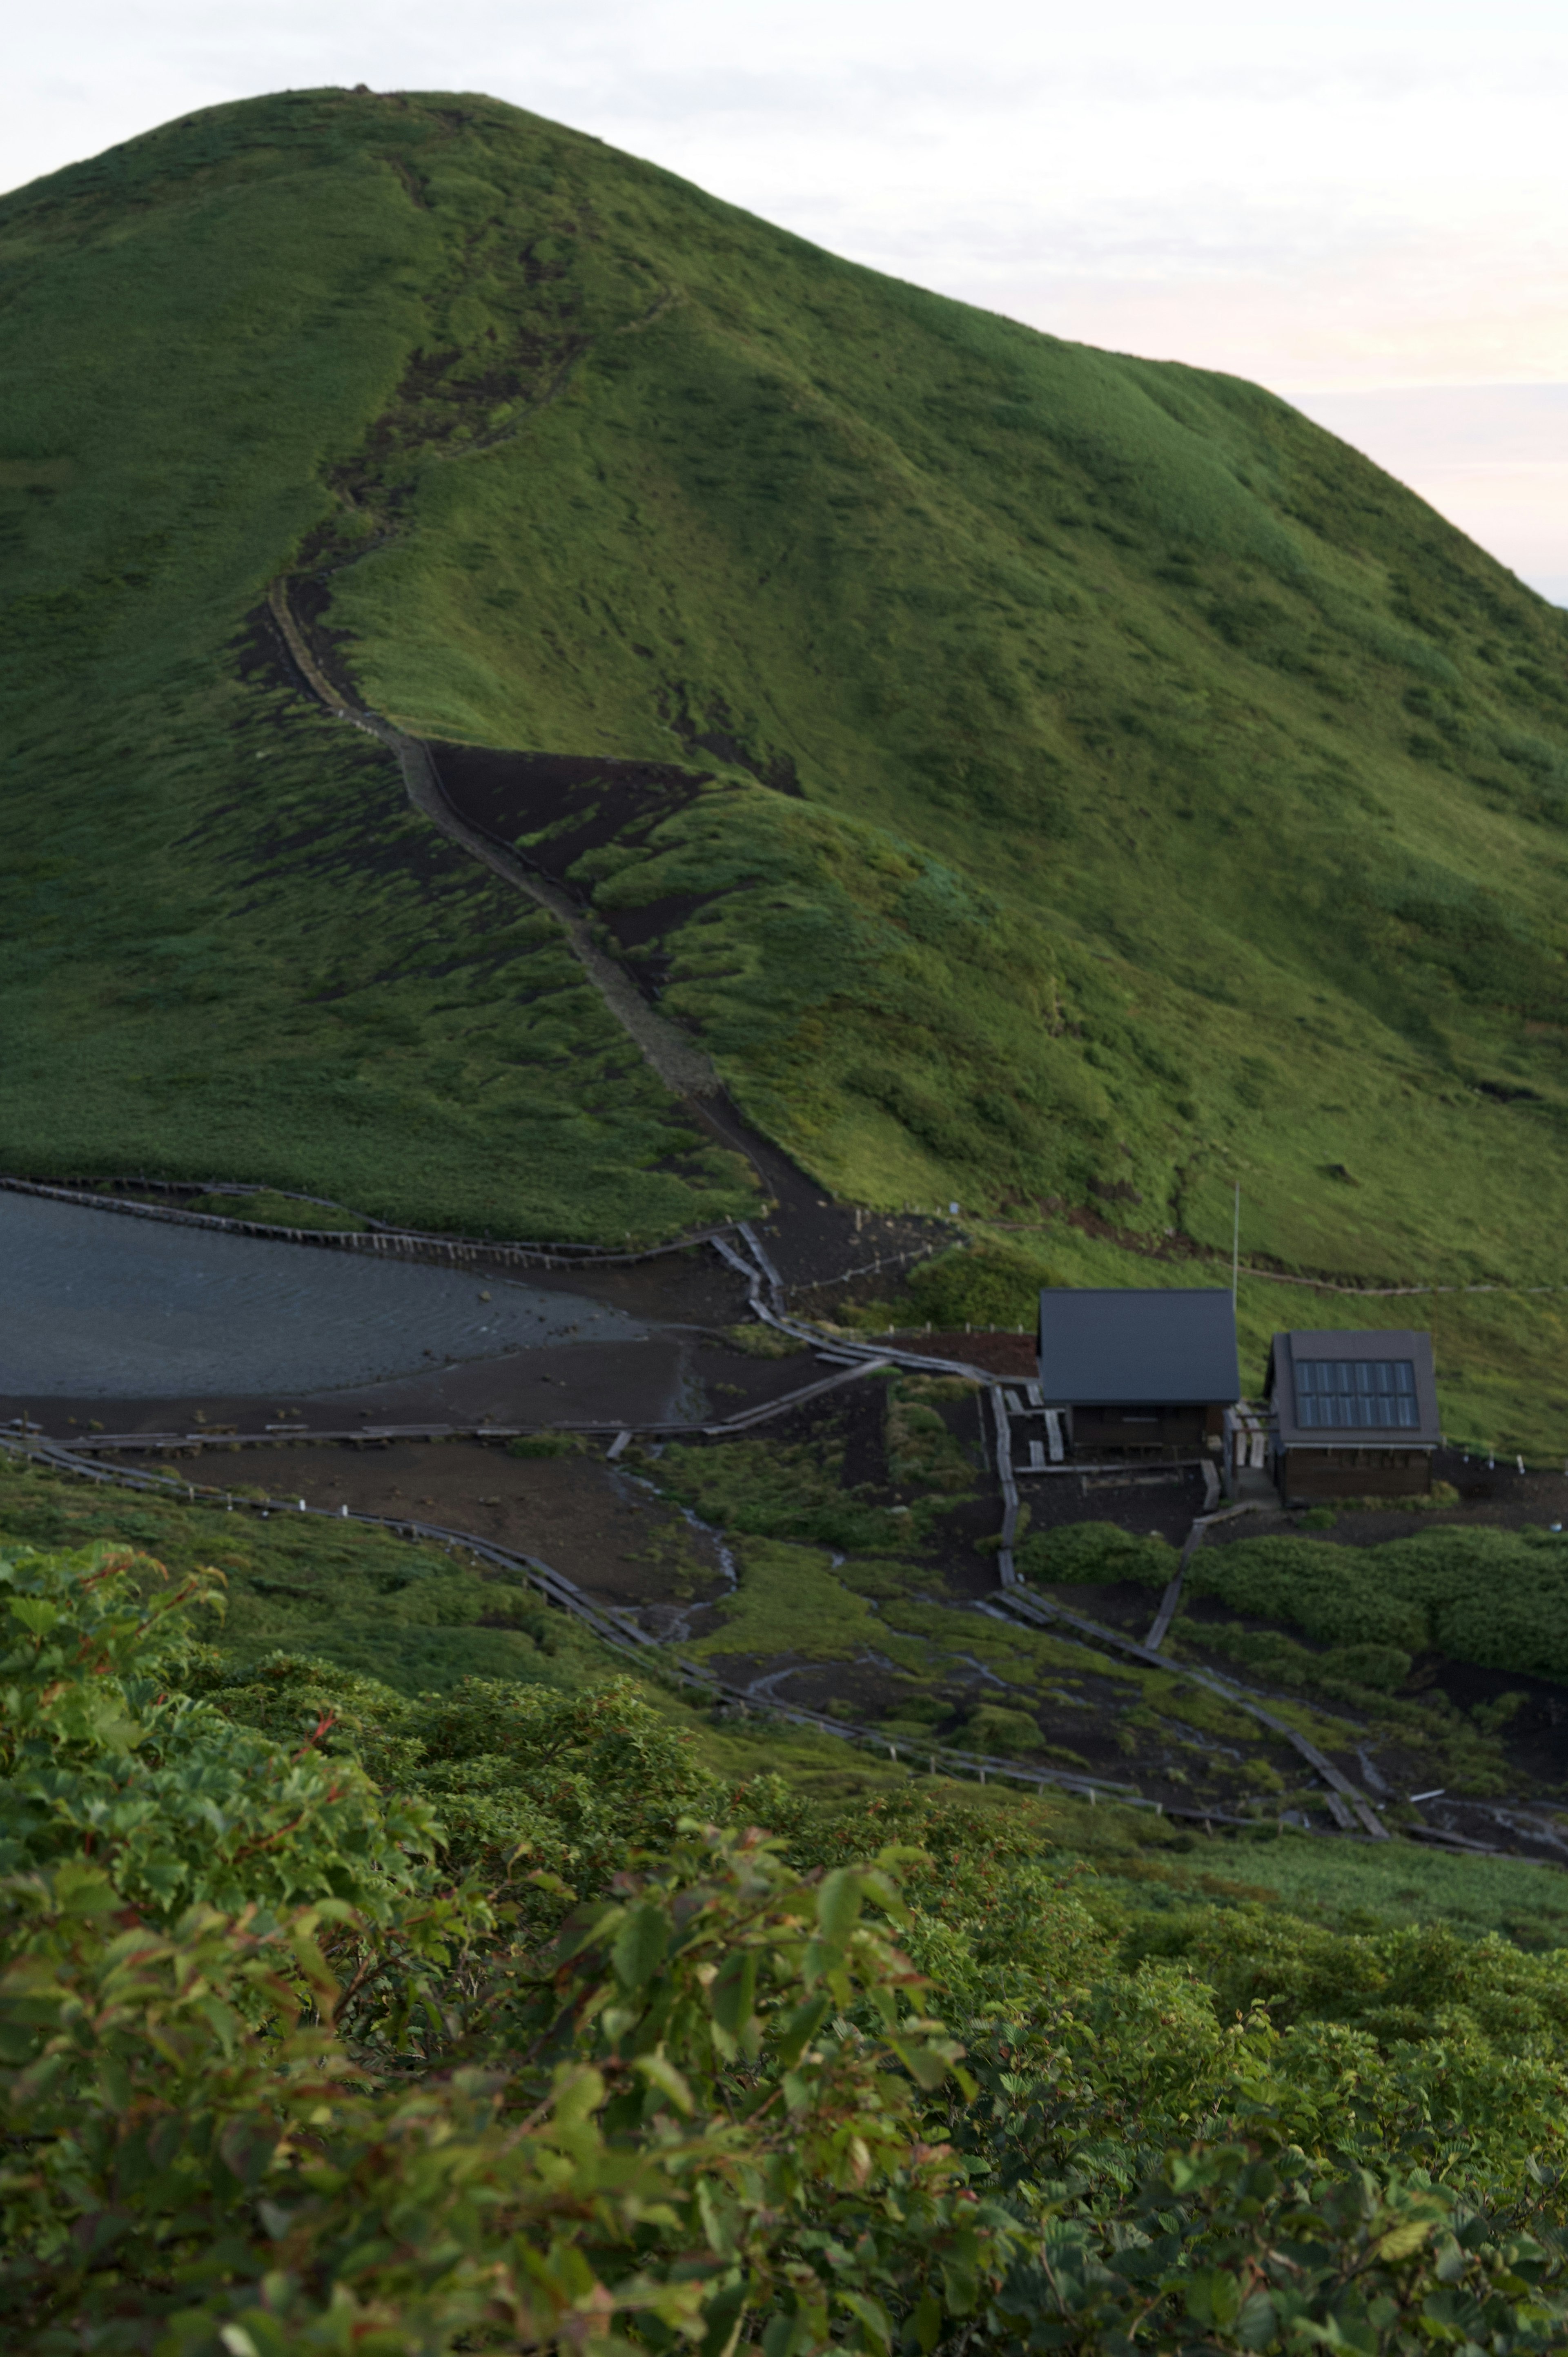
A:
[5, 85, 1568, 1276]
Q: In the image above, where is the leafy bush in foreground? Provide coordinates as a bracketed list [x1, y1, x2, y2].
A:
[0, 1543, 448, 1928]
[4, 1537, 1568, 2352]
[207, 1649, 799, 1898]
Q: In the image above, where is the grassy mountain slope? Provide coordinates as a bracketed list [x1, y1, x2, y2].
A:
[4, 86, 1568, 1273]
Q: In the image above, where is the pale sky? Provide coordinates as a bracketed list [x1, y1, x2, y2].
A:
[9, 1, 1567, 602]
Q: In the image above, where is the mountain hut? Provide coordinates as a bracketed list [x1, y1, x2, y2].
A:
[1266, 1329, 1441, 1501]
[1036, 1287, 1240, 1464]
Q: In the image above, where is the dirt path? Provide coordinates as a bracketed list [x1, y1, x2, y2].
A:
[261, 580, 949, 1294]
[265, 581, 722, 1104]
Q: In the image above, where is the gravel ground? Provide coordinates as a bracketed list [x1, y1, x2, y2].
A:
[0, 1191, 644, 1396]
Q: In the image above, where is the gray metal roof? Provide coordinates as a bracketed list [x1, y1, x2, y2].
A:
[1036, 1287, 1240, 1406]
[1266, 1329, 1441, 1449]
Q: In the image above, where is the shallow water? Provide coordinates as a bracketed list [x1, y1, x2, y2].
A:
[0, 1193, 645, 1396]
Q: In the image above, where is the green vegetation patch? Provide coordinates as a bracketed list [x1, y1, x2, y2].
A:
[506, 1432, 592, 1460]
[1153, 1824, 1568, 1950]
[885, 1374, 981, 1496]
[1018, 1518, 1178, 1588]
[905, 1243, 1065, 1330]
[682, 1534, 919, 1669]
[723, 1322, 809, 1359]
[1124, 1900, 1568, 2050]
[655, 1432, 910, 1551]
[185, 1190, 370, 1231]
[962, 1700, 1080, 1764]
[1190, 1526, 1568, 1683]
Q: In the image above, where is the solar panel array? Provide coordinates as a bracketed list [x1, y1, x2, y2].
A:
[1293, 1358, 1419, 1429]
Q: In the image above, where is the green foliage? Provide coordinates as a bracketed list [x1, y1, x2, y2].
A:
[209, 1653, 773, 1898]
[506, 1431, 591, 1458]
[5, 1541, 1568, 2351]
[886, 1378, 979, 1497]
[961, 1703, 1051, 1759]
[0, 1832, 991, 2357]
[1200, 1620, 1416, 1703]
[1017, 1518, 1179, 1588]
[0, 1448, 598, 1695]
[1169, 1824, 1568, 1951]
[906, 1244, 1059, 1331]
[1124, 1903, 1568, 2052]
[1191, 1525, 1568, 1679]
[658, 1434, 914, 1551]
[683, 1535, 900, 1668]
[0, 1541, 448, 1927]
[983, 2146, 1568, 2355]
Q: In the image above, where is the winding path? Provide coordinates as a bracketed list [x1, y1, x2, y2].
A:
[266, 582, 723, 1106]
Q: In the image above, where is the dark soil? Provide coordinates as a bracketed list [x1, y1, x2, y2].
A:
[1419, 1657, 1568, 1788]
[429, 742, 708, 903]
[1037, 1577, 1167, 1643]
[115, 1438, 731, 1620]
[836, 1376, 894, 1492]
[430, 741, 728, 1006]
[882, 1331, 1038, 1376]
[1027, 1462, 1207, 1551]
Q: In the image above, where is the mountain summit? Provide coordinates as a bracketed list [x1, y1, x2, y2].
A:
[4, 87, 1567, 1275]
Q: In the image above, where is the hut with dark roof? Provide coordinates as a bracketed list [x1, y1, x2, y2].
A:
[1036, 1287, 1239, 1463]
[1266, 1329, 1441, 1501]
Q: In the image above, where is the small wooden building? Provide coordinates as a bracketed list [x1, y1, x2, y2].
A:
[1266, 1329, 1441, 1501]
[1037, 1287, 1239, 1462]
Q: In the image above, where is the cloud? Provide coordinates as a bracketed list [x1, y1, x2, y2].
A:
[1288, 386, 1568, 601]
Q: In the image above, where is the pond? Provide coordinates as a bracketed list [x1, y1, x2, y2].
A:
[0, 1191, 646, 1397]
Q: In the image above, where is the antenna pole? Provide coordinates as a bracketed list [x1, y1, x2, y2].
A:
[1232, 1182, 1241, 1305]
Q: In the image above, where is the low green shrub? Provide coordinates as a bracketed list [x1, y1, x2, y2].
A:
[208, 1651, 746, 1890]
[1016, 1519, 1178, 1588]
[0, 1541, 449, 1929]
[1193, 1527, 1568, 1679]
[886, 1382, 977, 1496]
[905, 1244, 1062, 1331]
[506, 1431, 590, 1458]
[963, 1702, 1047, 1757]
[1187, 1620, 1415, 1706]
[725, 1322, 809, 1358]
[1325, 1640, 1415, 1691]
[657, 1435, 918, 1550]
[878, 1692, 948, 1733]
